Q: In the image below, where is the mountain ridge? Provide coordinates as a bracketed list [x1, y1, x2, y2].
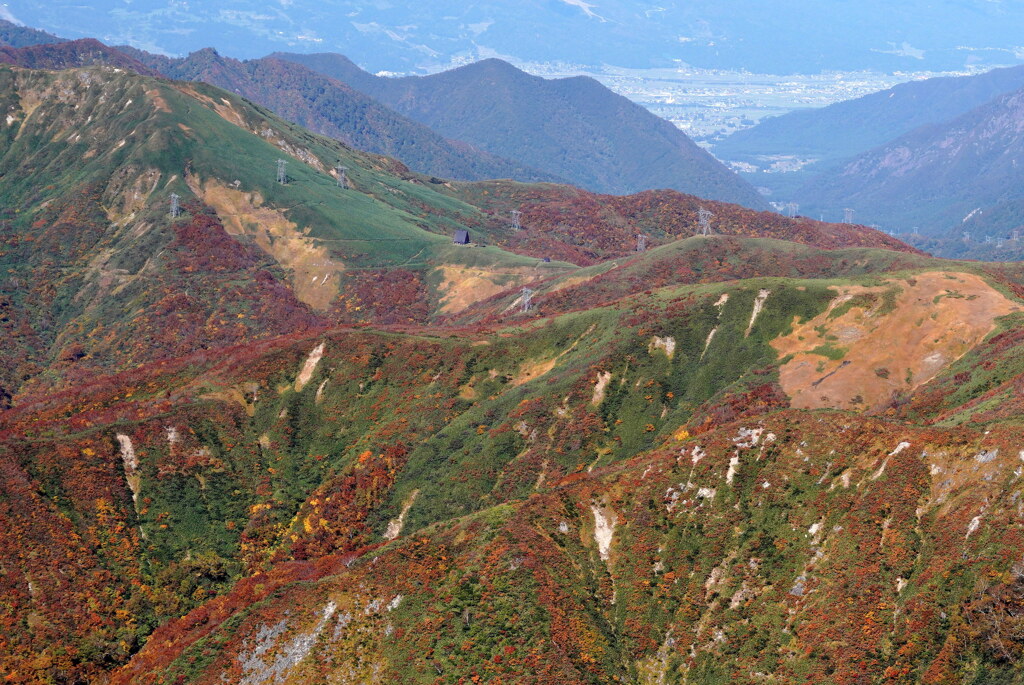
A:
[715, 62, 1024, 169]
[0, 37, 160, 75]
[791, 84, 1024, 240]
[103, 44, 565, 185]
[9, 60, 1024, 685]
[0, 18, 64, 49]
[0, 63, 900, 405]
[278, 52, 769, 208]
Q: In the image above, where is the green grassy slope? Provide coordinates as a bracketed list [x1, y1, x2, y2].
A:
[4, 254, 1024, 682]
[0, 65, 578, 401]
[0, 63, 914, 404]
[277, 53, 769, 209]
[9, 64, 1022, 683]
[115, 45, 562, 185]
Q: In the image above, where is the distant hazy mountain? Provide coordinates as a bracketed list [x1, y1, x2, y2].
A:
[6, 1, 1024, 73]
[9, 61, 1024, 685]
[792, 86, 1024, 240]
[0, 25, 557, 184]
[115, 45, 566, 184]
[0, 18, 62, 48]
[280, 53, 767, 207]
[715, 64, 1024, 168]
[0, 38, 159, 75]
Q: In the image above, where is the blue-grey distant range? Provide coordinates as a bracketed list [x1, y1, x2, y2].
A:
[5, 0, 1024, 73]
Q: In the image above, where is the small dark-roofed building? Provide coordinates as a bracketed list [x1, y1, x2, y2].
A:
[542, 257, 551, 263]
[453, 230, 470, 245]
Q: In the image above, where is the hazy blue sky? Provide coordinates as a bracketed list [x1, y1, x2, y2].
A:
[4, 0, 1024, 73]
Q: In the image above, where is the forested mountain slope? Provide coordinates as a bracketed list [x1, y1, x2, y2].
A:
[8, 63, 1024, 685]
[715, 63, 1024, 168]
[279, 53, 769, 208]
[793, 85, 1024, 240]
[115, 46, 561, 185]
[0, 37, 158, 74]
[6, 243, 1024, 682]
[0, 18, 64, 49]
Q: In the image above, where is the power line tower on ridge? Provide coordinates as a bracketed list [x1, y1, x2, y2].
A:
[336, 164, 348, 189]
[636, 234, 647, 252]
[843, 208, 855, 224]
[169, 193, 180, 218]
[521, 287, 534, 313]
[698, 207, 713, 236]
[510, 210, 522, 231]
[276, 159, 288, 185]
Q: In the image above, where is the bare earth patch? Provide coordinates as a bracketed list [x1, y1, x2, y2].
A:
[189, 177, 344, 309]
[295, 343, 325, 392]
[772, 272, 1019, 411]
[145, 88, 171, 113]
[213, 97, 246, 128]
[512, 358, 557, 387]
[201, 382, 260, 417]
[592, 371, 613, 405]
[435, 266, 530, 314]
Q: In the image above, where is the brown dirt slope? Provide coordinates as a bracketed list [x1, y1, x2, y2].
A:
[772, 271, 1019, 411]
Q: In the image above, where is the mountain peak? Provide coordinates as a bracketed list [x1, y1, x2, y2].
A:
[463, 57, 521, 71]
[0, 18, 64, 48]
[279, 53, 766, 207]
[443, 57, 537, 84]
[0, 38, 161, 75]
[184, 46, 222, 62]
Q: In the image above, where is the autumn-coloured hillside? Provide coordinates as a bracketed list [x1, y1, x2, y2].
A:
[0, 37, 159, 74]
[444, 181, 918, 266]
[0, 63, 909, 405]
[4, 259, 1024, 682]
[0, 63, 571, 402]
[109, 411, 1024, 684]
[9, 62, 1024, 685]
[447, 237, 934, 326]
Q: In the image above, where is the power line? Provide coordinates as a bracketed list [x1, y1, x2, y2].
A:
[698, 207, 713, 236]
[521, 287, 534, 312]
